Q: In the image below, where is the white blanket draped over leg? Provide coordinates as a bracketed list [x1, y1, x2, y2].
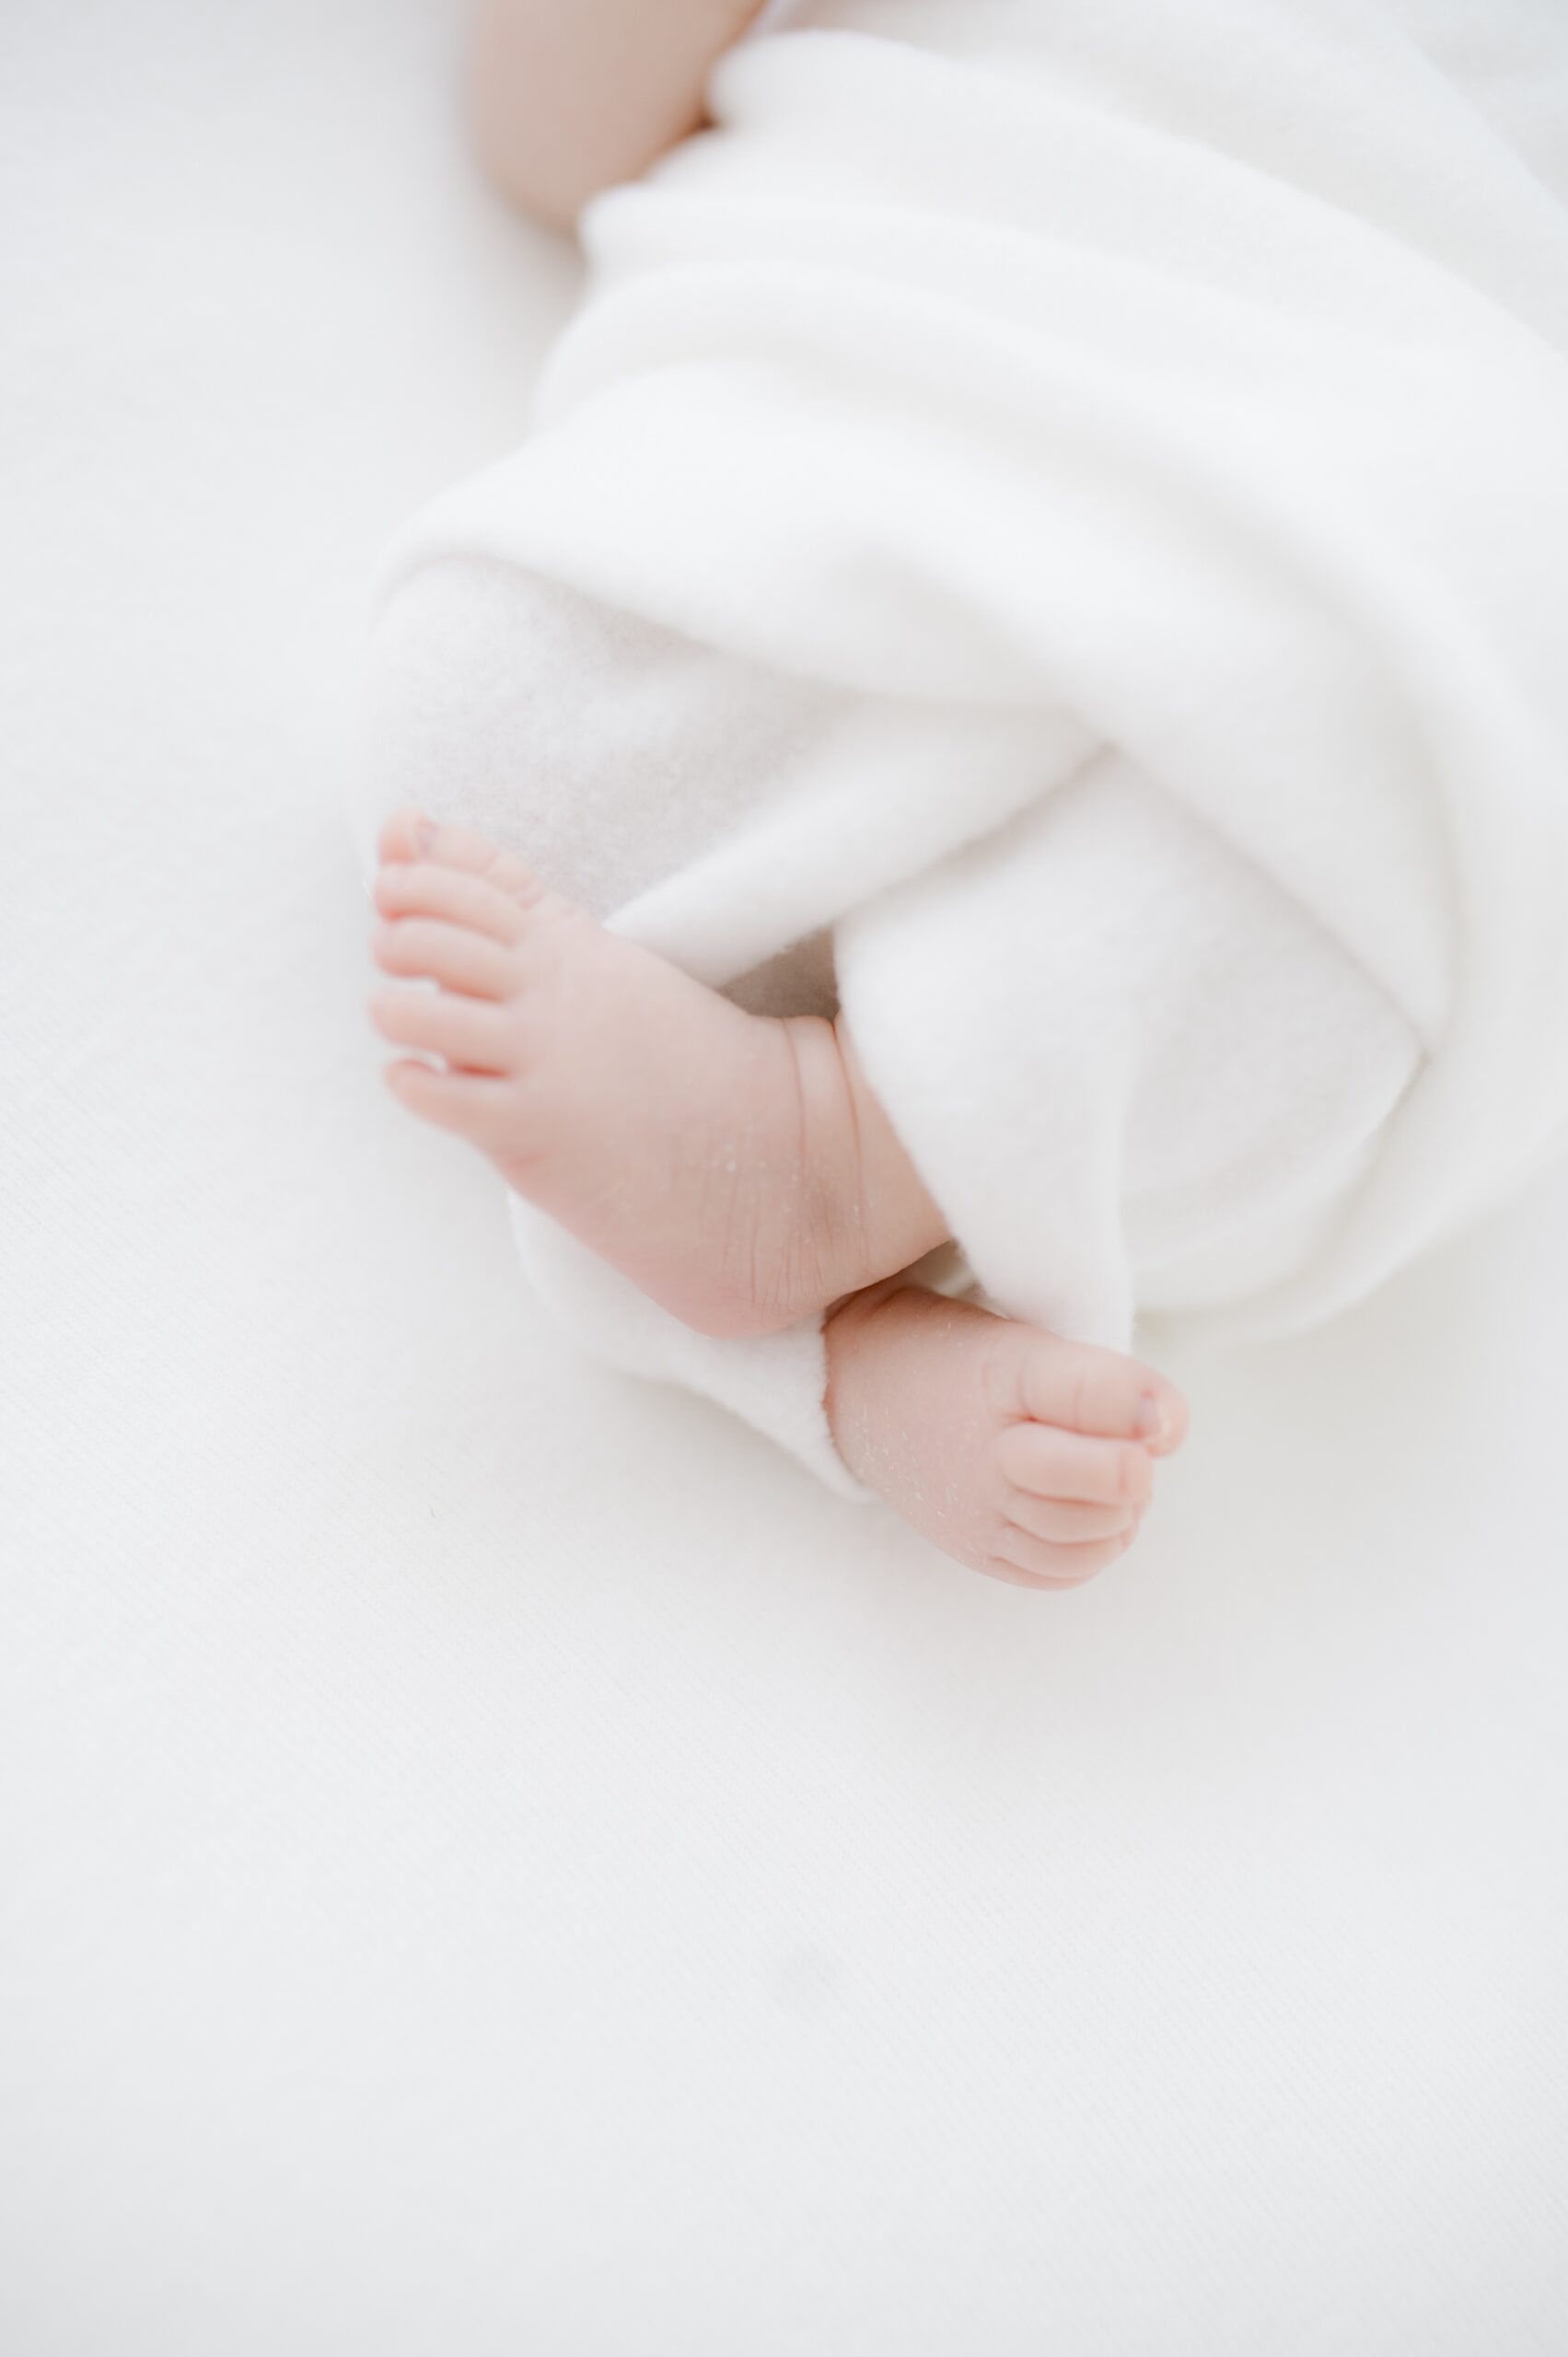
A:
[362, 0, 1568, 1497]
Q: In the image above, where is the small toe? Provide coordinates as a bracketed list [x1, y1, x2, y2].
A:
[984, 1523, 1134, 1590]
[403, 816, 555, 916]
[994, 1420, 1153, 1511]
[371, 917, 517, 1001]
[377, 807, 433, 866]
[996, 1332, 1188, 1455]
[374, 861, 532, 947]
[1004, 1490, 1137, 1545]
[382, 1058, 514, 1142]
[1137, 1380, 1190, 1457]
[370, 987, 513, 1073]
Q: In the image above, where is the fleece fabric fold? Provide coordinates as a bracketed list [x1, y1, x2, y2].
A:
[362, 0, 1568, 1487]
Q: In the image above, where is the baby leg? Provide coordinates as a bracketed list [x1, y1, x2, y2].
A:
[368, 801, 1188, 1585]
[825, 1281, 1184, 1589]
[369, 806, 950, 1337]
[361, 564, 1192, 1584]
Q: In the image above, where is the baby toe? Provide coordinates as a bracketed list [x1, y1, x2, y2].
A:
[374, 860, 528, 946]
[985, 1523, 1135, 1590]
[1000, 1331, 1156, 1444]
[411, 817, 554, 917]
[370, 986, 512, 1073]
[1137, 1378, 1190, 1457]
[1005, 1489, 1137, 1545]
[371, 917, 517, 1001]
[377, 807, 430, 866]
[994, 1420, 1153, 1511]
[382, 1060, 513, 1144]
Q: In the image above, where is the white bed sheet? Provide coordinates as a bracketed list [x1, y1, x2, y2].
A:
[3, 5, 1565, 2351]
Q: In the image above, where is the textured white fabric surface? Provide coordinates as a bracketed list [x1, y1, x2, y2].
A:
[391, 0, 1568, 1311]
[363, 563, 1418, 1493]
[366, 0, 1568, 1493]
[5, 5, 1568, 2353]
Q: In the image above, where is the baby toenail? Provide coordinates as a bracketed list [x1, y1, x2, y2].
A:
[1135, 1391, 1164, 1440]
[413, 818, 436, 854]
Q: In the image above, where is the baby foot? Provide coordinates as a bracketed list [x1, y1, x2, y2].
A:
[824, 1283, 1188, 1586]
[369, 809, 949, 1339]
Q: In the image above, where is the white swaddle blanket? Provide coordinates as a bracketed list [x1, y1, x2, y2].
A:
[365, 0, 1568, 1493]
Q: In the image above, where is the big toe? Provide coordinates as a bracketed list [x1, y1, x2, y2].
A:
[1008, 1331, 1187, 1452]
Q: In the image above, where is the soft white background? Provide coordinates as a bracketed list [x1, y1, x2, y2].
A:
[4, 4, 1566, 2350]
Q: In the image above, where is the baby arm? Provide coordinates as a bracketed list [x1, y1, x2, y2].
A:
[470, 0, 770, 228]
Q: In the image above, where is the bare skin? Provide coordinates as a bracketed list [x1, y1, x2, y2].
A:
[370, 809, 1189, 1585]
[390, 12, 1192, 1585]
[469, 0, 770, 229]
[370, 812, 949, 1339]
[825, 1283, 1182, 1588]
